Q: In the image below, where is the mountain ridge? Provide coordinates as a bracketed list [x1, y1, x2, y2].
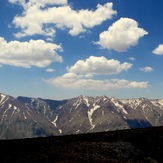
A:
[1, 93, 163, 139]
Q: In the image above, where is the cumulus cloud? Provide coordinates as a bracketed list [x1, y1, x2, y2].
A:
[46, 68, 55, 72]
[43, 73, 149, 90]
[67, 56, 132, 75]
[10, 2, 117, 37]
[43, 56, 149, 90]
[139, 67, 154, 72]
[95, 18, 148, 52]
[0, 37, 63, 68]
[152, 44, 163, 55]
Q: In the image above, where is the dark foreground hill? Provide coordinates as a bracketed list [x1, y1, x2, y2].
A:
[1, 126, 163, 162]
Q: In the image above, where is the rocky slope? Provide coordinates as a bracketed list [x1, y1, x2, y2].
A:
[1, 126, 163, 162]
[0, 94, 59, 139]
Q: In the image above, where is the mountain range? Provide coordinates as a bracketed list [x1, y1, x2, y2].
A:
[1, 93, 163, 139]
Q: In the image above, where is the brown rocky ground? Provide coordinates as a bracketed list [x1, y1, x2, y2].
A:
[1, 126, 163, 162]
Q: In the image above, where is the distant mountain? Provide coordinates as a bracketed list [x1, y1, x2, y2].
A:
[1, 93, 163, 139]
[0, 93, 59, 139]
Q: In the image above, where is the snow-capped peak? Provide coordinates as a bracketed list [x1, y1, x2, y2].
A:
[0, 94, 7, 103]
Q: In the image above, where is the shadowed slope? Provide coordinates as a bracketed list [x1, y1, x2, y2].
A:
[0, 126, 163, 162]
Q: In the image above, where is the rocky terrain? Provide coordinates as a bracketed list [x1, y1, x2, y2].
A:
[1, 93, 163, 139]
[1, 126, 163, 162]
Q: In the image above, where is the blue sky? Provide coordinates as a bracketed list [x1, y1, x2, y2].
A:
[0, 0, 163, 100]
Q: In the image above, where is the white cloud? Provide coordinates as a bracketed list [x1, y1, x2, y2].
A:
[43, 73, 149, 90]
[43, 56, 149, 90]
[29, 0, 67, 6]
[46, 68, 55, 72]
[9, 0, 26, 8]
[128, 57, 136, 61]
[153, 44, 163, 55]
[95, 17, 148, 52]
[139, 67, 154, 72]
[0, 65, 2, 68]
[0, 37, 63, 68]
[10, 2, 117, 37]
[9, 0, 67, 7]
[67, 56, 132, 75]
[46, 37, 54, 42]
[79, 35, 85, 39]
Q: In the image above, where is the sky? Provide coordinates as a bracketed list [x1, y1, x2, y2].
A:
[0, 0, 163, 100]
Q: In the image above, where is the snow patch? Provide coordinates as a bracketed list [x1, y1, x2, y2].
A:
[69, 117, 73, 122]
[142, 104, 147, 110]
[110, 98, 128, 114]
[31, 99, 35, 106]
[158, 100, 163, 107]
[69, 108, 73, 113]
[43, 106, 46, 115]
[83, 96, 90, 107]
[123, 116, 127, 119]
[26, 111, 31, 116]
[103, 98, 108, 102]
[33, 119, 37, 122]
[17, 108, 20, 113]
[59, 129, 62, 134]
[73, 98, 82, 110]
[120, 99, 142, 109]
[0, 95, 9, 106]
[0, 94, 6, 104]
[1, 104, 12, 121]
[23, 112, 27, 119]
[88, 104, 100, 130]
[151, 100, 163, 108]
[11, 106, 18, 117]
[142, 107, 149, 121]
[59, 106, 62, 109]
[52, 115, 58, 127]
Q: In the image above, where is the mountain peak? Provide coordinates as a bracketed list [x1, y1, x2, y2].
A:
[78, 95, 88, 98]
[1, 93, 163, 139]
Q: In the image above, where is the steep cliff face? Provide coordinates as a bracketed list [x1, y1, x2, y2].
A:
[1, 93, 163, 139]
